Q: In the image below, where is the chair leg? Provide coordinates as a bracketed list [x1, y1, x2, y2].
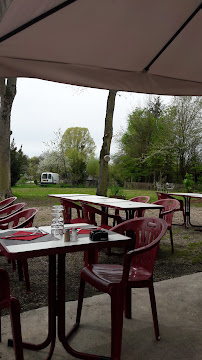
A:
[149, 283, 160, 341]
[170, 229, 174, 254]
[76, 277, 85, 325]
[9, 297, 24, 360]
[107, 247, 111, 256]
[17, 261, 23, 281]
[182, 209, 186, 229]
[124, 285, 132, 319]
[22, 260, 30, 294]
[11, 260, 16, 272]
[0, 310, 1, 342]
[111, 287, 124, 360]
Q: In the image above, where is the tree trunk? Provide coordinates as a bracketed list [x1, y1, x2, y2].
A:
[96, 90, 117, 196]
[0, 78, 17, 199]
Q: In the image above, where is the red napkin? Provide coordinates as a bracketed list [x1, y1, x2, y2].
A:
[78, 229, 92, 234]
[1, 231, 47, 241]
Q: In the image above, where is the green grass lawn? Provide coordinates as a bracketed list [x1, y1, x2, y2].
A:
[12, 184, 159, 203]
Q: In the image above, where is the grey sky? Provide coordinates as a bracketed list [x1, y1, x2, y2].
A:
[11, 78, 171, 158]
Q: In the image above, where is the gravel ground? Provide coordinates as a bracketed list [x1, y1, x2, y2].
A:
[0, 198, 201, 313]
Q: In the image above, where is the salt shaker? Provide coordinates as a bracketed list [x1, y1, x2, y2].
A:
[71, 228, 77, 242]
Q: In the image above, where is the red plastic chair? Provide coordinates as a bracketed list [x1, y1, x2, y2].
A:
[156, 192, 186, 228]
[0, 203, 26, 220]
[0, 268, 24, 359]
[76, 217, 167, 360]
[116, 195, 150, 220]
[61, 198, 86, 224]
[0, 197, 17, 210]
[0, 208, 39, 293]
[152, 199, 179, 253]
[82, 203, 122, 229]
[130, 195, 150, 217]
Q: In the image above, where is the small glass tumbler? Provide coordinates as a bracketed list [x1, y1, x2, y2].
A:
[51, 205, 64, 240]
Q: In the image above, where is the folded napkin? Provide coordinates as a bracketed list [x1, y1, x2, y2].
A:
[78, 229, 92, 234]
[1, 230, 47, 241]
[76, 227, 100, 234]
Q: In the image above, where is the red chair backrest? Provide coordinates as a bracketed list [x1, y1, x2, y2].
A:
[156, 192, 173, 200]
[61, 198, 83, 223]
[129, 196, 150, 203]
[152, 199, 179, 227]
[0, 208, 38, 229]
[82, 203, 97, 225]
[0, 197, 17, 210]
[129, 196, 150, 217]
[111, 217, 167, 273]
[0, 203, 26, 220]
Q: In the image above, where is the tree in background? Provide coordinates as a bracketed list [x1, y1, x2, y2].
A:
[0, 77, 17, 198]
[97, 90, 117, 196]
[169, 96, 202, 182]
[87, 157, 99, 178]
[113, 96, 202, 186]
[10, 139, 29, 186]
[62, 127, 95, 184]
[40, 127, 96, 185]
[27, 156, 41, 182]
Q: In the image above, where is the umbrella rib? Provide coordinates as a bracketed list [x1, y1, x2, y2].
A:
[0, 0, 78, 43]
[144, 2, 202, 72]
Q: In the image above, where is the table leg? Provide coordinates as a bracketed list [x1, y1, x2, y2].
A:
[57, 253, 110, 360]
[8, 255, 57, 359]
[185, 197, 202, 229]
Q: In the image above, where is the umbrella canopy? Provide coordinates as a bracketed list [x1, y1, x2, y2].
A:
[0, 0, 201, 95]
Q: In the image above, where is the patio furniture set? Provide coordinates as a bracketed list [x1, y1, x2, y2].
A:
[0, 192, 201, 360]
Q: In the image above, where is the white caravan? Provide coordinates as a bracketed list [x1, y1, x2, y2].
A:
[40, 172, 59, 185]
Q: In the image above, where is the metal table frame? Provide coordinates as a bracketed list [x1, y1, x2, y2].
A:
[168, 192, 202, 228]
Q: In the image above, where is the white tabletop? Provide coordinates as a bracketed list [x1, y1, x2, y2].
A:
[49, 194, 163, 211]
[168, 192, 202, 199]
[0, 225, 131, 259]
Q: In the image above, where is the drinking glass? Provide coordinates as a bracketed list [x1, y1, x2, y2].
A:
[51, 205, 64, 239]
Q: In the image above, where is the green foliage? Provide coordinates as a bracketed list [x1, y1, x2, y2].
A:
[113, 96, 202, 186]
[86, 157, 99, 177]
[62, 127, 95, 160]
[27, 156, 41, 181]
[62, 127, 96, 185]
[109, 184, 125, 198]
[10, 139, 29, 186]
[183, 173, 195, 192]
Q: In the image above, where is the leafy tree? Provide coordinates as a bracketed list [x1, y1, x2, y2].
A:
[113, 96, 202, 186]
[169, 96, 202, 182]
[27, 156, 41, 181]
[10, 139, 29, 186]
[62, 127, 95, 160]
[115, 96, 170, 183]
[62, 127, 95, 184]
[87, 157, 99, 177]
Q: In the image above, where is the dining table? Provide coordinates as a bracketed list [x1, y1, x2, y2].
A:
[48, 193, 164, 220]
[0, 224, 131, 360]
[167, 192, 202, 228]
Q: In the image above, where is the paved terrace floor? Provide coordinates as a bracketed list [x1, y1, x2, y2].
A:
[0, 272, 201, 359]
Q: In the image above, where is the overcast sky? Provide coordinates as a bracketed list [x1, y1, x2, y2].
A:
[11, 78, 171, 158]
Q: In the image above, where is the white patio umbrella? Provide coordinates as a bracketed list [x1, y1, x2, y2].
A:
[0, 0, 201, 95]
